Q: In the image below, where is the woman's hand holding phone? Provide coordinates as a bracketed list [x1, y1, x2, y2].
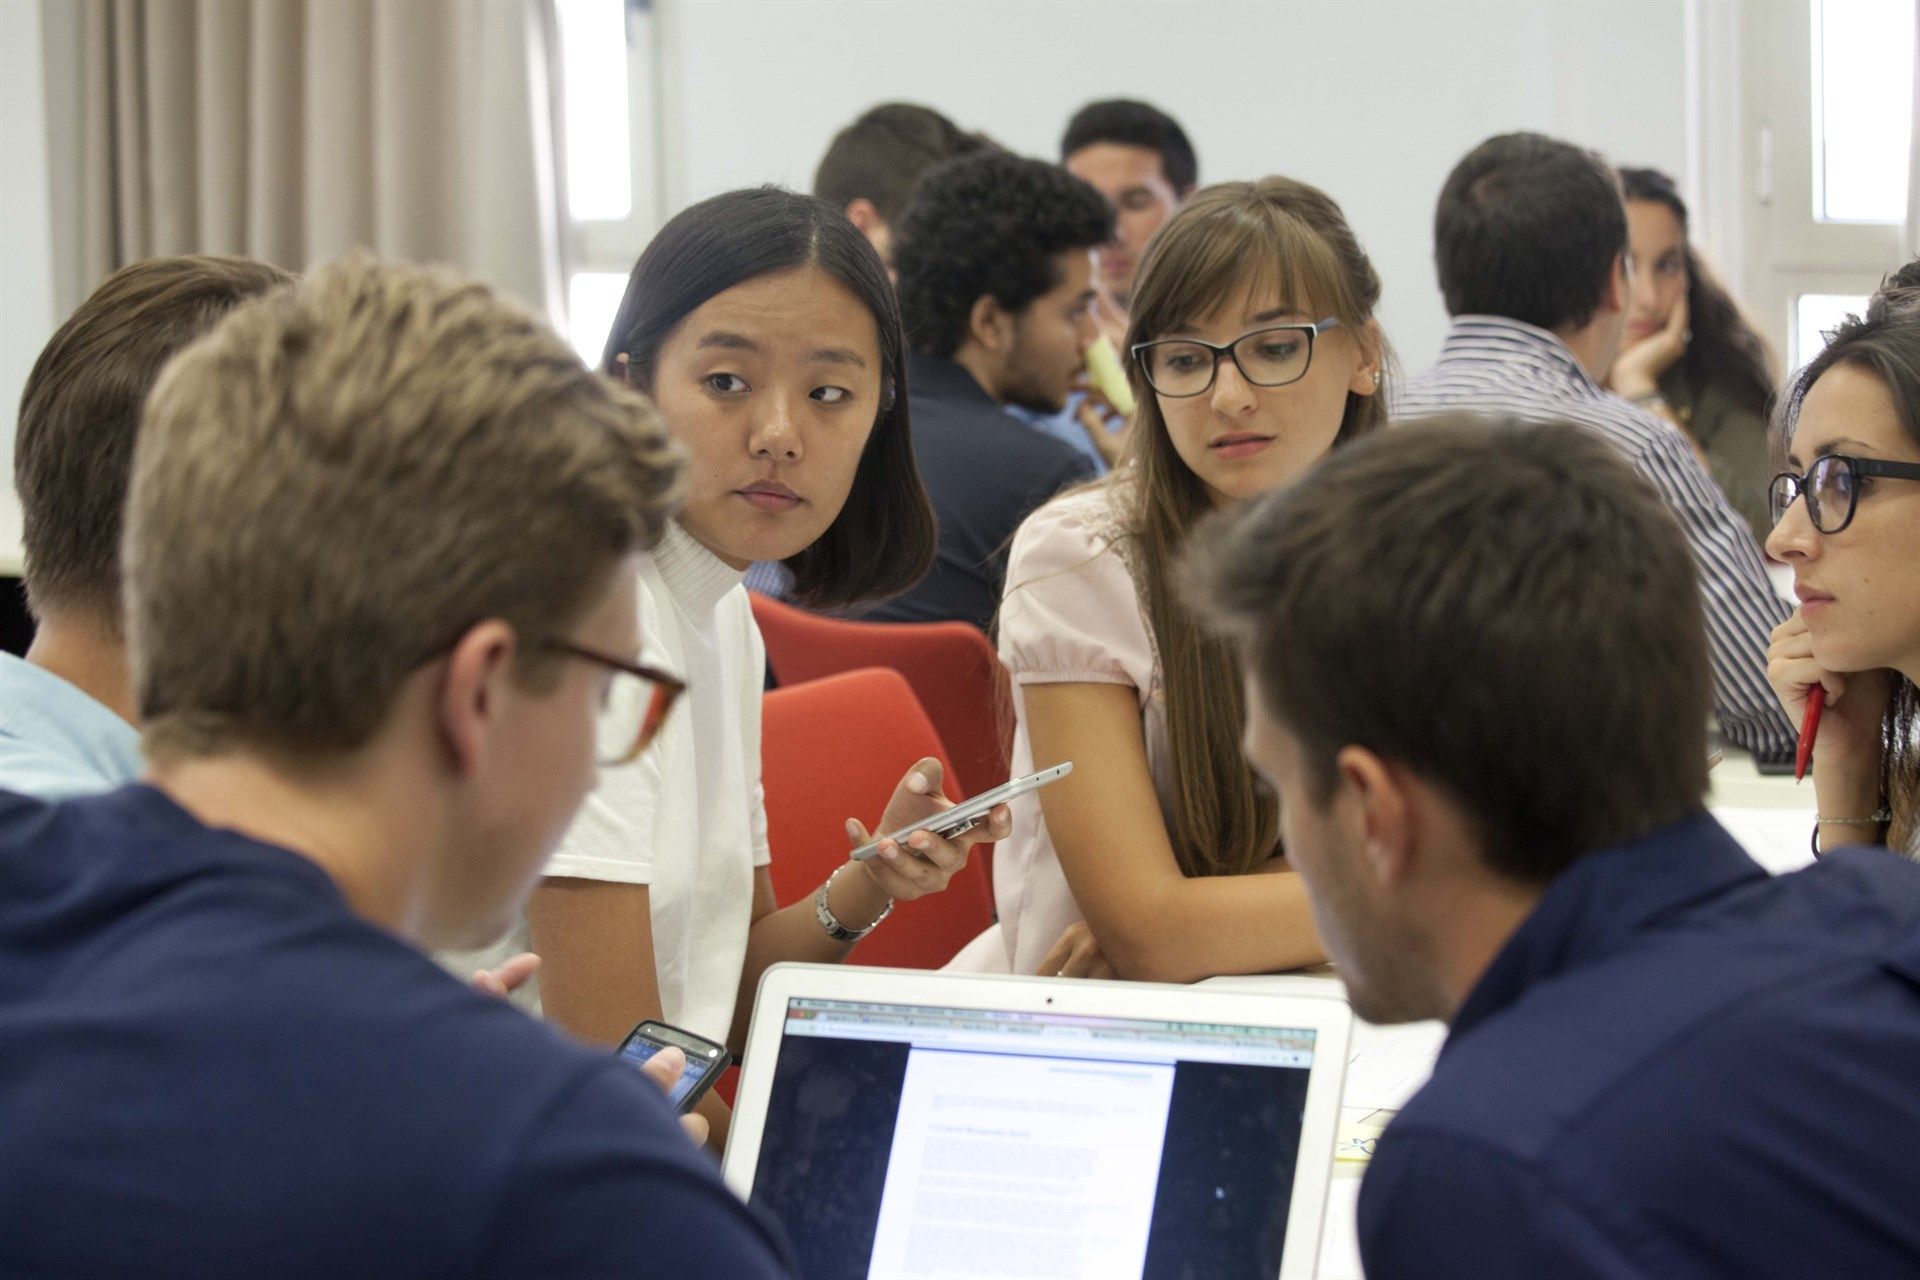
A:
[842, 758, 1011, 902]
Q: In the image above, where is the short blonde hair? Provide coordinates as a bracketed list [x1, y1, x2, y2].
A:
[126, 255, 684, 761]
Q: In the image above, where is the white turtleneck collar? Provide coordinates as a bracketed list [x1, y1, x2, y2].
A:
[650, 519, 747, 619]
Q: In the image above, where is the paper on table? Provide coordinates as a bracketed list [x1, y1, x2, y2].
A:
[1316, 1178, 1365, 1280]
[1712, 805, 1818, 875]
[1342, 1021, 1444, 1113]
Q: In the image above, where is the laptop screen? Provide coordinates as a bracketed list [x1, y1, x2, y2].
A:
[746, 996, 1318, 1280]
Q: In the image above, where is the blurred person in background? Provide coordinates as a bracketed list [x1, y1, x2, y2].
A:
[1609, 166, 1779, 544]
[812, 102, 991, 272]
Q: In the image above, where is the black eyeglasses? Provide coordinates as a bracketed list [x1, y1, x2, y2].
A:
[1768, 453, 1920, 534]
[1131, 317, 1341, 399]
[544, 639, 686, 766]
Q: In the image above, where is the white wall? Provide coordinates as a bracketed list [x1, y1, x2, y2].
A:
[1, 0, 1696, 571]
[0, 0, 59, 574]
[659, 0, 1690, 371]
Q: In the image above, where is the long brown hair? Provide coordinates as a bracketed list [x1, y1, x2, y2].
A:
[1778, 260, 1920, 855]
[1117, 176, 1388, 878]
[1619, 167, 1778, 416]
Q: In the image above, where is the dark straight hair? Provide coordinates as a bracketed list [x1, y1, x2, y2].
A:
[601, 187, 936, 610]
[1619, 166, 1776, 417]
[1434, 132, 1625, 332]
[813, 102, 987, 222]
[1060, 98, 1199, 196]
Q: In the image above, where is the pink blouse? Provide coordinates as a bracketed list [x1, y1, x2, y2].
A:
[946, 484, 1178, 975]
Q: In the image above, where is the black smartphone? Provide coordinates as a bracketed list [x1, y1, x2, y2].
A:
[615, 1019, 731, 1114]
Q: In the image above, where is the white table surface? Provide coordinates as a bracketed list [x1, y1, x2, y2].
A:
[1206, 756, 1814, 1278]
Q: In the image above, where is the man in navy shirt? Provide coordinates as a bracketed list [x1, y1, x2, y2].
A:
[874, 151, 1108, 631]
[1192, 413, 1920, 1278]
[0, 259, 794, 1279]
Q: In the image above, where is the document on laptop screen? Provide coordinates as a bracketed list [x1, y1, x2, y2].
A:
[867, 1048, 1173, 1277]
[747, 998, 1317, 1280]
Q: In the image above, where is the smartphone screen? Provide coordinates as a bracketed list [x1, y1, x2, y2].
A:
[848, 762, 1074, 862]
[616, 1021, 729, 1112]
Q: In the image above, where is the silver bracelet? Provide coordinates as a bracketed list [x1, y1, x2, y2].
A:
[1817, 810, 1892, 826]
[814, 862, 893, 942]
[1810, 809, 1892, 857]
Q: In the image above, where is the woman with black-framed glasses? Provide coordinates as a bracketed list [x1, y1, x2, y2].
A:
[949, 176, 1389, 984]
[1765, 262, 1920, 858]
[1132, 316, 1343, 400]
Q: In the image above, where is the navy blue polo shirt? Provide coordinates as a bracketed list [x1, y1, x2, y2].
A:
[862, 352, 1094, 632]
[1359, 812, 1920, 1279]
[0, 786, 795, 1280]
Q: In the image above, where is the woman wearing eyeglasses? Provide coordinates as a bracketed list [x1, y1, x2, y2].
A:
[950, 177, 1386, 981]
[1766, 262, 1920, 857]
[498, 189, 1009, 1145]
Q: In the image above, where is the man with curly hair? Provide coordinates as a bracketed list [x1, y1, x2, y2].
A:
[874, 151, 1114, 632]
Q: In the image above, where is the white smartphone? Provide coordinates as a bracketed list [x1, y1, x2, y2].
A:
[848, 762, 1074, 861]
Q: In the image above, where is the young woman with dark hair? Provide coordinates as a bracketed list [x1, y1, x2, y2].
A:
[950, 176, 1387, 981]
[1767, 261, 1920, 858]
[1611, 166, 1779, 542]
[521, 189, 1002, 1143]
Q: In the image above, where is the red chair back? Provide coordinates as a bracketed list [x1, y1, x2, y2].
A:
[761, 669, 994, 970]
[750, 592, 1012, 803]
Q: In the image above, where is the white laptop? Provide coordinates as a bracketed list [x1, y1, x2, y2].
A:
[724, 964, 1353, 1280]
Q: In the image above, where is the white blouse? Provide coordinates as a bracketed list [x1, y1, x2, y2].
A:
[446, 522, 771, 1042]
[948, 484, 1177, 976]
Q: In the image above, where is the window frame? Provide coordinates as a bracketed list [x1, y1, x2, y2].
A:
[551, 0, 670, 359]
[1732, 0, 1913, 366]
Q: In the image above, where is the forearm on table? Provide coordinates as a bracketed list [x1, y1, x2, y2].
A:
[1084, 870, 1324, 984]
[1023, 682, 1323, 982]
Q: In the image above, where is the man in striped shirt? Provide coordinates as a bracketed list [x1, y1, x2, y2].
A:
[1394, 132, 1794, 759]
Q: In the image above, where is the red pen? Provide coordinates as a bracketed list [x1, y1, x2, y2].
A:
[1794, 685, 1826, 782]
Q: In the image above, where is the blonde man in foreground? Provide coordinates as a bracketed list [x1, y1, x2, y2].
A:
[0, 258, 794, 1279]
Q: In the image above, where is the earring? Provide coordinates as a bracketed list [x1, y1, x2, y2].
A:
[1372, 370, 1382, 387]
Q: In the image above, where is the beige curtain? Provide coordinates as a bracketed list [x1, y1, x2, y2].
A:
[75, 0, 562, 317]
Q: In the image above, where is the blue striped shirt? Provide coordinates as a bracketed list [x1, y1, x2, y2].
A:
[1393, 317, 1794, 757]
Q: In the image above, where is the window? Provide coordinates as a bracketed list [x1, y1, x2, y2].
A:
[552, 0, 663, 361]
[567, 271, 633, 367]
[1793, 293, 1871, 367]
[556, 0, 633, 223]
[1730, 0, 1914, 370]
[1812, 0, 1915, 224]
